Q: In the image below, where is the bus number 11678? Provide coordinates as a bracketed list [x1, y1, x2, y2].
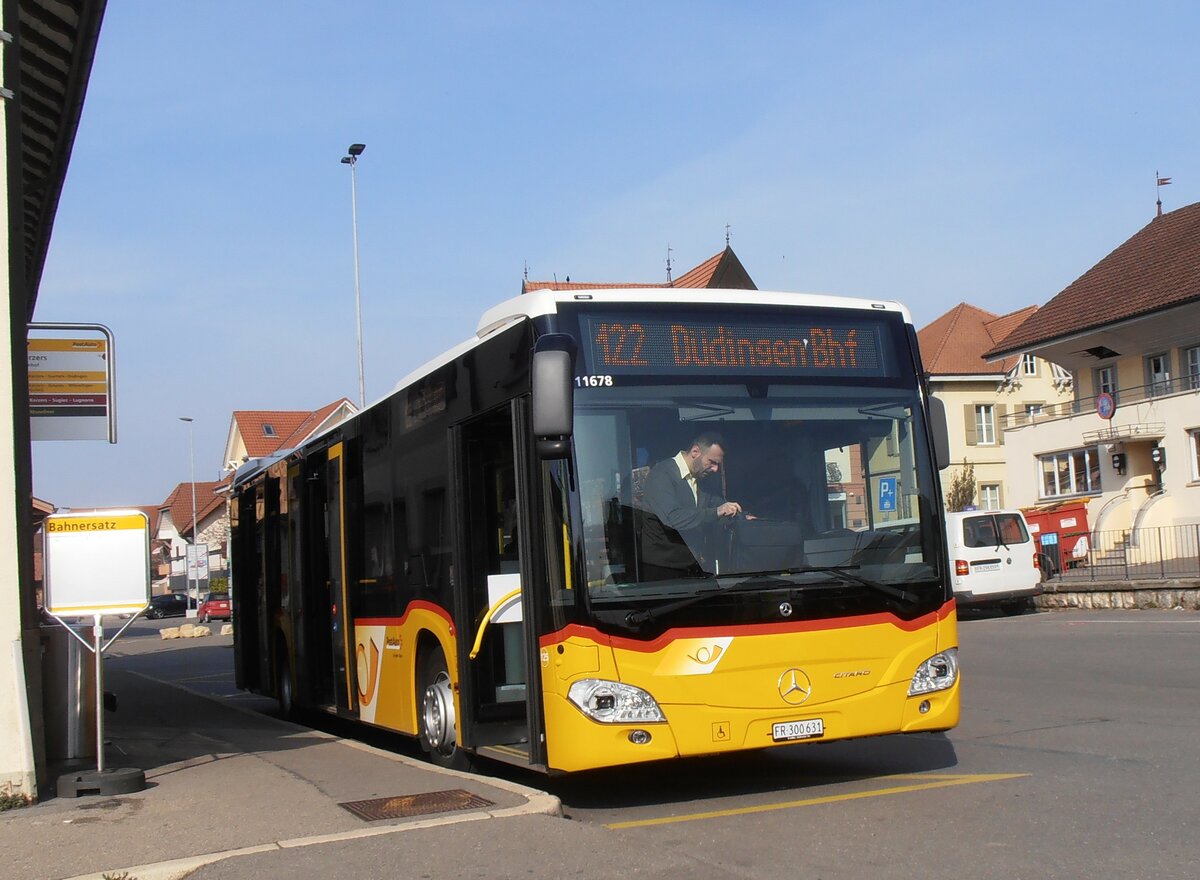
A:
[575, 375, 613, 387]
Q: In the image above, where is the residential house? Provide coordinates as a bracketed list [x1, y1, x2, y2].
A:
[156, 482, 229, 594]
[164, 398, 358, 594]
[919, 303, 1074, 510]
[223, 398, 357, 473]
[985, 201, 1200, 544]
[30, 498, 55, 608]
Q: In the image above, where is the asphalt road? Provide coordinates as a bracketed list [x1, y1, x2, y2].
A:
[113, 609, 1200, 879]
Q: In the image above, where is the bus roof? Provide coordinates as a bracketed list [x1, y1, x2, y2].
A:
[477, 287, 914, 338]
[388, 288, 914, 399]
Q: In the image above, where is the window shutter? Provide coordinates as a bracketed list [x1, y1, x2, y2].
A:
[995, 404, 1007, 445]
[964, 404, 977, 446]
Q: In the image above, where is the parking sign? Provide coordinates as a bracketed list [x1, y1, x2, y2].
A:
[878, 477, 897, 512]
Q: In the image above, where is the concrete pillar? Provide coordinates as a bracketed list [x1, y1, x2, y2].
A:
[0, 1, 38, 801]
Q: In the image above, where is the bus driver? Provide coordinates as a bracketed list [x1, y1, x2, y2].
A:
[639, 433, 746, 580]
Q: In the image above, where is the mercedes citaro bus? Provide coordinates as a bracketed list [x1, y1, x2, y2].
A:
[231, 288, 959, 773]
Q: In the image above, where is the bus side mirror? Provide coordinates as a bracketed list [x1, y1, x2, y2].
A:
[928, 395, 950, 470]
[532, 334, 576, 459]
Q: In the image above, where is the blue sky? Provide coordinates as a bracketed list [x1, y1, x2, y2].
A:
[32, 1, 1200, 507]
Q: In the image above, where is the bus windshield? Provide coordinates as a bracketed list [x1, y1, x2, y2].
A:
[571, 378, 945, 632]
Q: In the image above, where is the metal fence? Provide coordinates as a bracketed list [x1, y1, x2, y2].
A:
[1054, 524, 1200, 581]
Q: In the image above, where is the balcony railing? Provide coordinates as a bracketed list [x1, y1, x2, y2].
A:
[1000, 375, 1200, 432]
[1051, 524, 1200, 581]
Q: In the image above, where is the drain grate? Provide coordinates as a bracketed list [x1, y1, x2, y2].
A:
[338, 789, 495, 821]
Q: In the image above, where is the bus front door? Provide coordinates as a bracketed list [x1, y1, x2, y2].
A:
[455, 405, 533, 763]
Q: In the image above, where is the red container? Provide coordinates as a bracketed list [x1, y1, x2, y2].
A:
[1022, 501, 1091, 571]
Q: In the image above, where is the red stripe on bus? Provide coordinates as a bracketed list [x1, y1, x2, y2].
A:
[355, 599, 454, 630]
[539, 599, 955, 653]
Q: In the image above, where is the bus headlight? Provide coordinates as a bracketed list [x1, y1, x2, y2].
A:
[567, 679, 666, 723]
[908, 648, 959, 696]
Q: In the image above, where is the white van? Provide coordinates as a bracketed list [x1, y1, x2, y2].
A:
[945, 509, 1042, 613]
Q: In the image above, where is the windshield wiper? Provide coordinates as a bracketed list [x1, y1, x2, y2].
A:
[791, 565, 918, 605]
[619, 566, 920, 629]
[622, 574, 789, 627]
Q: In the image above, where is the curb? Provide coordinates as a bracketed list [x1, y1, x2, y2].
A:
[62, 670, 562, 880]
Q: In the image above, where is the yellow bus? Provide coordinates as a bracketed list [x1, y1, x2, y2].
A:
[231, 288, 959, 773]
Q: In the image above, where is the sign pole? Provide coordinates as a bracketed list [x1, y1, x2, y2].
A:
[44, 509, 151, 796]
[93, 614, 104, 774]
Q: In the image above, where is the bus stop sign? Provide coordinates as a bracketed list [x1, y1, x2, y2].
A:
[43, 510, 150, 617]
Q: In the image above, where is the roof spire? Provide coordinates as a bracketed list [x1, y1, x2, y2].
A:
[725, 223, 731, 247]
[666, 244, 674, 285]
[1156, 170, 1172, 217]
[523, 260, 528, 281]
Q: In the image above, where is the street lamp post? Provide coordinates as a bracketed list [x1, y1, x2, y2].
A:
[179, 417, 199, 615]
[341, 142, 366, 408]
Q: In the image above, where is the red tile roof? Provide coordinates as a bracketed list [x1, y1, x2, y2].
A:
[233, 398, 353, 458]
[522, 279, 655, 292]
[161, 479, 229, 539]
[987, 201, 1200, 358]
[233, 411, 314, 458]
[521, 247, 755, 293]
[918, 302, 1036, 375]
[671, 251, 725, 288]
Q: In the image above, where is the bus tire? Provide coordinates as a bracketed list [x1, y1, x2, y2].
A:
[277, 649, 297, 721]
[418, 645, 472, 771]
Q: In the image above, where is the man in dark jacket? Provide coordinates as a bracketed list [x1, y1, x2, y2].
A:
[639, 433, 744, 580]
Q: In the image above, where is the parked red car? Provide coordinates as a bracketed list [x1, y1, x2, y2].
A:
[198, 591, 231, 623]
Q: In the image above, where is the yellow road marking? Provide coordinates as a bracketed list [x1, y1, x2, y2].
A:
[604, 773, 1028, 829]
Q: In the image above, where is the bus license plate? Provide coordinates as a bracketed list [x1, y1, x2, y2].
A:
[772, 718, 824, 742]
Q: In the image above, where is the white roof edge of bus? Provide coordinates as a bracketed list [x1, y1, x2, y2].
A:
[388, 324, 523, 396]
[477, 287, 914, 333]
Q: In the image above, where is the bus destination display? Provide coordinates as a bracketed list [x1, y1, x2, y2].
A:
[579, 313, 889, 377]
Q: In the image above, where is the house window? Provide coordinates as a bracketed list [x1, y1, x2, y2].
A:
[1024, 403, 1043, 423]
[1146, 353, 1171, 396]
[1191, 429, 1200, 482]
[1094, 365, 1116, 400]
[975, 405, 996, 445]
[979, 484, 1001, 510]
[262, 424, 276, 437]
[1039, 447, 1101, 498]
[1186, 346, 1200, 391]
[1022, 353, 1037, 376]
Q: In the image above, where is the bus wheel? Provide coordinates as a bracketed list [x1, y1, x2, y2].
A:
[418, 647, 471, 771]
[277, 652, 297, 720]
